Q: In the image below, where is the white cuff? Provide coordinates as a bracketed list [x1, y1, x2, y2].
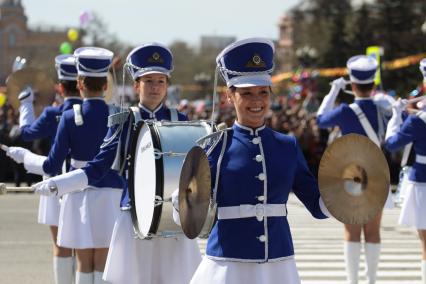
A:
[19, 102, 35, 127]
[317, 86, 339, 116]
[319, 197, 331, 218]
[385, 111, 402, 140]
[23, 152, 46, 175]
[52, 169, 88, 196]
[172, 188, 181, 226]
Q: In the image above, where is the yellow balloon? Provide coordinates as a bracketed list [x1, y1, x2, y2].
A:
[67, 28, 79, 42]
[0, 93, 6, 107]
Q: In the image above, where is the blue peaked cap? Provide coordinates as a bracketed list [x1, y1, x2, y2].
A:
[216, 38, 275, 87]
[55, 54, 77, 81]
[126, 43, 173, 80]
[347, 55, 378, 84]
[74, 47, 114, 77]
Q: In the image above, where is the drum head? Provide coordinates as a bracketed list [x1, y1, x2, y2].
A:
[128, 122, 161, 237]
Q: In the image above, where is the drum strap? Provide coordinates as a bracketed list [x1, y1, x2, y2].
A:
[401, 143, 413, 167]
[169, 108, 178, 122]
[213, 130, 228, 203]
[349, 103, 381, 147]
[130, 106, 142, 124]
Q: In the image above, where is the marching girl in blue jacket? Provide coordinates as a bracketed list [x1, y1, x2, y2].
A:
[10, 47, 124, 284]
[6, 54, 82, 284]
[384, 58, 426, 284]
[190, 38, 329, 284]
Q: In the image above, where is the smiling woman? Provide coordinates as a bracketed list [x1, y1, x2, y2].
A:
[189, 38, 330, 284]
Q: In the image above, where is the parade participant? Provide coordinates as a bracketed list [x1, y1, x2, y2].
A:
[189, 38, 329, 284]
[32, 43, 201, 284]
[8, 47, 124, 284]
[384, 58, 426, 284]
[317, 55, 391, 284]
[6, 54, 81, 284]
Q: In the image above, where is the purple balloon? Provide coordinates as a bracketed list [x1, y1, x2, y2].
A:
[79, 10, 92, 27]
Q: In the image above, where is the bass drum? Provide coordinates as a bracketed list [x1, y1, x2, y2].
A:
[128, 120, 212, 238]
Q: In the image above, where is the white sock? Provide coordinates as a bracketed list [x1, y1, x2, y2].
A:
[364, 242, 381, 284]
[53, 256, 74, 284]
[76, 272, 93, 284]
[344, 241, 361, 284]
[94, 271, 108, 284]
[422, 260, 426, 284]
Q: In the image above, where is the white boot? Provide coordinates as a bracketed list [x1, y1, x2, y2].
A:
[344, 241, 361, 284]
[364, 242, 381, 284]
[53, 256, 74, 284]
[94, 271, 108, 284]
[422, 260, 426, 284]
[76, 272, 93, 284]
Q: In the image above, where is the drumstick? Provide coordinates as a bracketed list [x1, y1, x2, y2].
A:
[0, 183, 34, 195]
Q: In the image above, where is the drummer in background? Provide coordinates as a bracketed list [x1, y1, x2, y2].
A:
[8, 47, 124, 284]
[190, 38, 329, 284]
[384, 58, 426, 284]
[32, 43, 201, 284]
[316, 55, 392, 284]
[5, 54, 82, 284]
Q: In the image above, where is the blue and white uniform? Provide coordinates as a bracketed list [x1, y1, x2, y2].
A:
[317, 56, 393, 209]
[18, 54, 82, 226]
[191, 38, 329, 284]
[385, 109, 426, 228]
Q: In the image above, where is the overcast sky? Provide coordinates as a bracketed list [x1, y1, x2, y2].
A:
[22, 0, 300, 46]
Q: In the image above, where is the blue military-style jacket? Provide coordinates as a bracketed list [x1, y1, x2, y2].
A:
[317, 98, 388, 137]
[82, 103, 187, 208]
[42, 97, 123, 188]
[385, 111, 426, 182]
[20, 97, 82, 142]
[205, 122, 327, 262]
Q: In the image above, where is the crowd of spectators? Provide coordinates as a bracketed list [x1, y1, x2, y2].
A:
[0, 83, 402, 186]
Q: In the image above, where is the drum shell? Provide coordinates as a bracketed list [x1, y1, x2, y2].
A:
[129, 121, 212, 238]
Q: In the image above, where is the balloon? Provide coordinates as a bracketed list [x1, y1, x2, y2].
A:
[67, 28, 79, 42]
[0, 93, 6, 107]
[79, 10, 92, 27]
[59, 42, 73, 54]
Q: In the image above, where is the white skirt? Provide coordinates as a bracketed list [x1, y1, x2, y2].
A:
[37, 195, 61, 226]
[103, 210, 201, 284]
[190, 256, 300, 284]
[57, 187, 122, 249]
[399, 181, 426, 229]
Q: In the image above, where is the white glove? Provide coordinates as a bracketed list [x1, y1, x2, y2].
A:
[19, 87, 35, 127]
[18, 87, 34, 104]
[172, 188, 181, 226]
[32, 179, 58, 196]
[6, 146, 30, 164]
[317, 77, 347, 116]
[392, 98, 407, 116]
[331, 77, 348, 91]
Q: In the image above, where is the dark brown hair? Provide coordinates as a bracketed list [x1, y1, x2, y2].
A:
[78, 76, 107, 92]
[59, 80, 78, 95]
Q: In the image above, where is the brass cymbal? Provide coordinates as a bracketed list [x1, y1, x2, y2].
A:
[179, 146, 212, 239]
[318, 134, 390, 225]
[6, 67, 55, 117]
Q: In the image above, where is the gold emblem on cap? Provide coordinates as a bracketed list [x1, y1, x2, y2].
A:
[148, 52, 164, 63]
[245, 54, 266, 68]
[253, 55, 261, 65]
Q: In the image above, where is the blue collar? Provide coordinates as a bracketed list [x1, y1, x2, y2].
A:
[233, 121, 266, 136]
[139, 102, 164, 118]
